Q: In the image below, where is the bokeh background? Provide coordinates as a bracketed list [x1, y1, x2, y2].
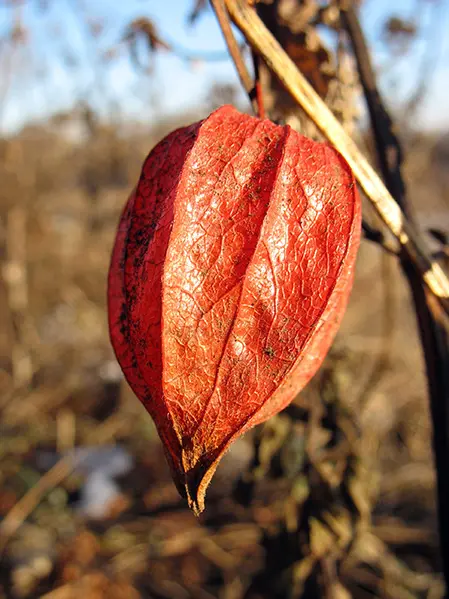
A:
[1, 1, 449, 598]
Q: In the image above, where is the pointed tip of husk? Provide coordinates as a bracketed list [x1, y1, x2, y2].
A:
[184, 484, 205, 517]
[174, 453, 220, 517]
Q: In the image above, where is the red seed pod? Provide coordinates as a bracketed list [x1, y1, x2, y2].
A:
[108, 105, 361, 514]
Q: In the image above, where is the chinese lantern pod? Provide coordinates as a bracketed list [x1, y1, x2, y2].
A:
[108, 105, 361, 515]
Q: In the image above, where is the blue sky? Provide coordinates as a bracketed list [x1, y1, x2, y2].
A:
[0, 0, 448, 134]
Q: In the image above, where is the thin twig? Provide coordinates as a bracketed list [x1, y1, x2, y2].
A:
[251, 50, 265, 118]
[223, 0, 449, 315]
[340, 3, 407, 216]
[210, 0, 259, 115]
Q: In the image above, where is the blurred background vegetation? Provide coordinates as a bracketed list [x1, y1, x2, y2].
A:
[0, 1, 449, 597]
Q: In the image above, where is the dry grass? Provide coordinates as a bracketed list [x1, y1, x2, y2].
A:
[0, 109, 448, 598]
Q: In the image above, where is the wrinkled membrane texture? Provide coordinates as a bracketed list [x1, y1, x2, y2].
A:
[108, 105, 361, 510]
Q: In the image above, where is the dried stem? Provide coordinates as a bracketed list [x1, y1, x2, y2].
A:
[251, 50, 265, 118]
[223, 0, 449, 315]
[339, 4, 407, 215]
[210, 0, 260, 116]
